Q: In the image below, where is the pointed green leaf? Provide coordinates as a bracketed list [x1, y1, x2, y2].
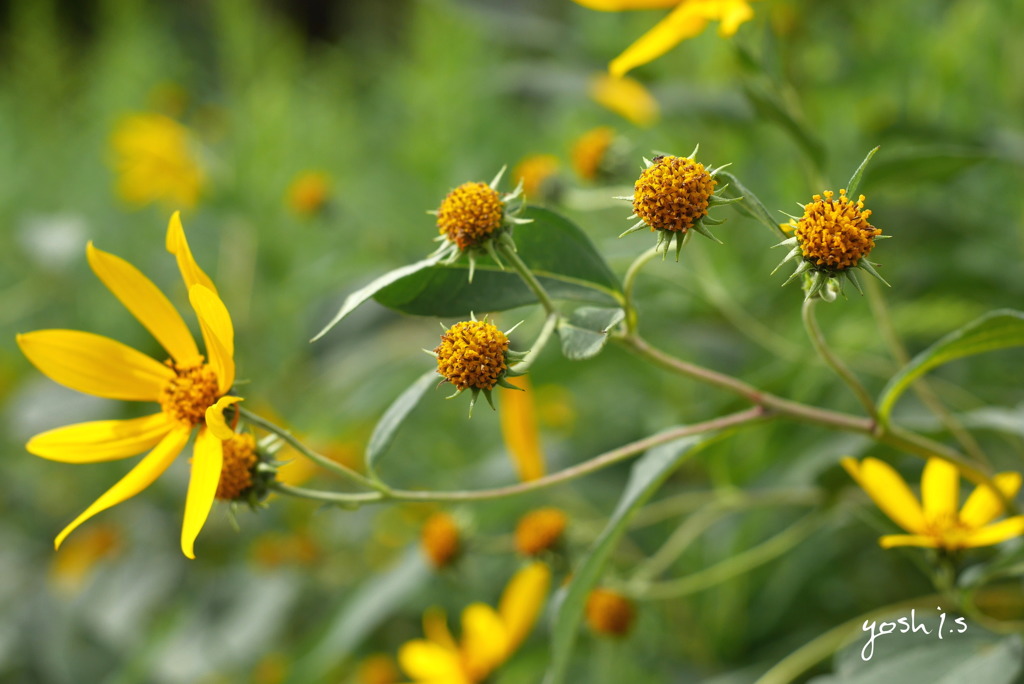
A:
[544, 434, 704, 684]
[717, 170, 789, 239]
[312, 255, 443, 341]
[365, 369, 438, 477]
[845, 146, 880, 197]
[878, 310, 1024, 422]
[864, 145, 992, 186]
[557, 307, 625, 360]
[373, 206, 623, 317]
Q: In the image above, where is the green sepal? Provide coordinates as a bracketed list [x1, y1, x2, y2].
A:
[845, 146, 880, 197]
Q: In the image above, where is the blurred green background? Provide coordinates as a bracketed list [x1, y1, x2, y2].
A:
[2, 1, 1023, 682]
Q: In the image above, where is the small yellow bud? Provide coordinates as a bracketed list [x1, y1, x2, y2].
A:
[793, 189, 880, 272]
[421, 512, 461, 569]
[434, 320, 510, 392]
[436, 182, 505, 250]
[216, 432, 258, 500]
[632, 155, 716, 234]
[515, 508, 567, 556]
[585, 588, 635, 638]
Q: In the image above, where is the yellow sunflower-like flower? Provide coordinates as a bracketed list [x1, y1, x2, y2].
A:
[111, 113, 204, 209]
[16, 212, 241, 559]
[572, 0, 757, 77]
[398, 562, 552, 684]
[589, 74, 660, 127]
[842, 457, 1024, 551]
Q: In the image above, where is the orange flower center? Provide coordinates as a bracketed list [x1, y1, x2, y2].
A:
[436, 182, 504, 250]
[794, 189, 881, 271]
[216, 433, 257, 500]
[434, 321, 509, 391]
[585, 588, 635, 637]
[632, 155, 716, 233]
[515, 508, 567, 556]
[925, 512, 973, 550]
[159, 361, 220, 426]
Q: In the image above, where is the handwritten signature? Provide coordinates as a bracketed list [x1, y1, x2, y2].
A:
[861, 608, 967, 660]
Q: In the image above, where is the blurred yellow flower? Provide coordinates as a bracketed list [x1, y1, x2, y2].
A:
[571, 127, 616, 181]
[399, 562, 552, 683]
[585, 587, 636, 637]
[842, 457, 1024, 551]
[287, 170, 332, 217]
[355, 653, 401, 684]
[421, 511, 462, 569]
[49, 523, 121, 595]
[499, 375, 546, 482]
[512, 154, 560, 201]
[589, 73, 660, 127]
[17, 212, 240, 559]
[573, 0, 757, 77]
[111, 113, 204, 209]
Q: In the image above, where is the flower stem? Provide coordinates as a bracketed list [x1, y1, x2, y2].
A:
[622, 246, 659, 334]
[801, 298, 879, 423]
[240, 408, 390, 494]
[511, 312, 558, 374]
[865, 278, 988, 466]
[496, 240, 558, 316]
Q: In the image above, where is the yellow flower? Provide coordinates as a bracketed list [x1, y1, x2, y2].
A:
[515, 508, 567, 556]
[16, 212, 241, 559]
[572, 126, 616, 181]
[512, 154, 560, 201]
[842, 457, 1024, 551]
[589, 74, 659, 127]
[111, 113, 204, 209]
[286, 170, 332, 217]
[573, 0, 757, 77]
[399, 562, 552, 683]
[499, 375, 546, 482]
[585, 587, 636, 637]
[421, 511, 462, 569]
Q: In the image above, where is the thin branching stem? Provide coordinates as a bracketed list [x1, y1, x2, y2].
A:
[802, 298, 879, 423]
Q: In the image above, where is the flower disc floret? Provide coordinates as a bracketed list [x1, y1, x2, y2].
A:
[794, 189, 880, 271]
[159, 361, 220, 426]
[435, 321, 509, 391]
[437, 182, 505, 250]
[632, 155, 716, 233]
[216, 433, 257, 500]
[421, 512, 461, 568]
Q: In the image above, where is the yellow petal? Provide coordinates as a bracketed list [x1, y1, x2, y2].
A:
[28, 413, 174, 463]
[165, 211, 217, 295]
[54, 427, 190, 550]
[610, 2, 711, 77]
[962, 517, 1024, 548]
[188, 285, 235, 394]
[180, 427, 223, 559]
[86, 242, 201, 366]
[460, 604, 509, 680]
[848, 458, 926, 534]
[499, 376, 546, 482]
[960, 472, 1022, 528]
[17, 330, 174, 401]
[589, 73, 660, 127]
[398, 639, 468, 683]
[571, 0, 681, 10]
[498, 562, 551, 652]
[879, 534, 941, 549]
[921, 458, 960, 520]
[715, 0, 755, 36]
[424, 607, 458, 651]
[205, 396, 244, 440]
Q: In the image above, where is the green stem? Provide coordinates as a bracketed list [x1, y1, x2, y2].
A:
[622, 246, 659, 334]
[270, 482, 382, 505]
[240, 408, 389, 494]
[496, 239, 558, 316]
[627, 511, 824, 600]
[865, 278, 988, 466]
[272, 408, 765, 506]
[511, 312, 558, 374]
[802, 298, 879, 423]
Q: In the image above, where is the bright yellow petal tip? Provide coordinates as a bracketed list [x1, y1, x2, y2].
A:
[206, 396, 244, 441]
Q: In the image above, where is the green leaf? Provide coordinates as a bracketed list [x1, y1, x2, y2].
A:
[845, 146, 880, 197]
[544, 434, 704, 684]
[365, 369, 438, 476]
[373, 206, 623, 317]
[717, 170, 788, 239]
[557, 307, 625, 360]
[878, 309, 1024, 422]
[741, 83, 826, 172]
[312, 255, 443, 341]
